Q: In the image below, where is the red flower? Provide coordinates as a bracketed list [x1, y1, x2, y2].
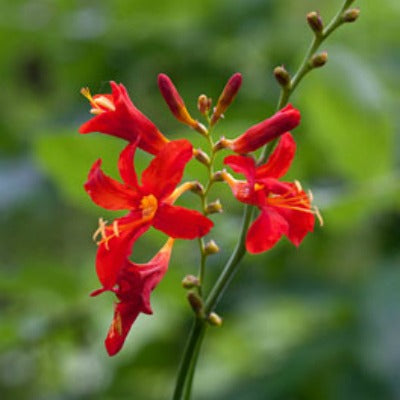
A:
[222, 133, 321, 253]
[92, 238, 174, 356]
[85, 139, 213, 289]
[79, 82, 169, 155]
[220, 104, 301, 154]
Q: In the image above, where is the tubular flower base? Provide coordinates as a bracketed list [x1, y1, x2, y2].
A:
[91, 238, 175, 356]
[223, 133, 320, 253]
[79, 81, 169, 155]
[222, 104, 301, 154]
[85, 139, 213, 290]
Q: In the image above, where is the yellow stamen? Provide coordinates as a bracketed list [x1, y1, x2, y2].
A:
[294, 180, 303, 192]
[80, 87, 94, 102]
[314, 206, 324, 227]
[93, 96, 116, 111]
[80, 87, 115, 114]
[92, 217, 108, 241]
[254, 183, 264, 191]
[113, 220, 120, 237]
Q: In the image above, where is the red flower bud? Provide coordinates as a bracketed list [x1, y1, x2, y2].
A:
[211, 73, 242, 125]
[158, 74, 206, 134]
[230, 104, 301, 153]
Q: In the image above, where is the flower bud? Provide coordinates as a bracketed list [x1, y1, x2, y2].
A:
[211, 73, 242, 125]
[229, 104, 301, 153]
[204, 240, 220, 255]
[197, 94, 212, 115]
[310, 51, 328, 68]
[194, 148, 211, 166]
[182, 275, 200, 289]
[306, 11, 323, 34]
[205, 199, 223, 214]
[273, 66, 291, 88]
[212, 171, 224, 182]
[342, 8, 360, 23]
[207, 312, 223, 327]
[187, 291, 204, 315]
[213, 137, 232, 152]
[158, 74, 205, 133]
[189, 181, 205, 195]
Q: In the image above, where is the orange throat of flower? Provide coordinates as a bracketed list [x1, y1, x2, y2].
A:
[92, 195, 159, 250]
[80, 87, 116, 115]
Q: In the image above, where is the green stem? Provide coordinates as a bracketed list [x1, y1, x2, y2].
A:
[172, 1, 357, 398]
[172, 318, 206, 400]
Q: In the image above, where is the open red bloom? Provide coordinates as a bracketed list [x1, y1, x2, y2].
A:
[221, 104, 301, 154]
[91, 238, 174, 356]
[222, 133, 320, 253]
[79, 82, 169, 155]
[85, 139, 213, 289]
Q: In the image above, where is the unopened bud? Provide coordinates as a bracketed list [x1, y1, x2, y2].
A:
[213, 137, 232, 152]
[342, 8, 360, 23]
[187, 291, 203, 315]
[207, 312, 223, 327]
[194, 148, 211, 166]
[205, 199, 223, 214]
[211, 73, 242, 125]
[190, 181, 204, 195]
[307, 11, 323, 34]
[182, 275, 200, 289]
[204, 240, 220, 255]
[197, 94, 212, 115]
[212, 171, 224, 182]
[158, 73, 202, 132]
[310, 51, 328, 68]
[273, 66, 291, 88]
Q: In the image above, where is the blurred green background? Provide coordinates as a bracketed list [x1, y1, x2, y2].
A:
[1, 0, 399, 399]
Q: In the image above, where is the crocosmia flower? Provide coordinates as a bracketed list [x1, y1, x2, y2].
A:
[91, 238, 174, 356]
[221, 104, 301, 154]
[85, 139, 213, 290]
[79, 81, 169, 155]
[222, 133, 321, 253]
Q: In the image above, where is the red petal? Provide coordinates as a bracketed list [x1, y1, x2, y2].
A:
[272, 192, 315, 246]
[141, 139, 193, 199]
[246, 208, 289, 253]
[105, 300, 141, 356]
[79, 82, 168, 155]
[231, 104, 300, 153]
[153, 204, 213, 239]
[223, 155, 256, 183]
[104, 238, 174, 356]
[84, 159, 140, 210]
[118, 142, 141, 189]
[95, 215, 150, 289]
[256, 133, 296, 179]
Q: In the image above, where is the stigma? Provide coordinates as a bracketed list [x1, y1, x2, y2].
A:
[80, 87, 116, 115]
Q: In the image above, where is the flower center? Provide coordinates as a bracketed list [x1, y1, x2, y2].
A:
[267, 184, 323, 226]
[140, 194, 158, 220]
[80, 87, 116, 115]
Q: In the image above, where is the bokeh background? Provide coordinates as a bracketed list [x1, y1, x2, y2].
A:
[1, 0, 399, 399]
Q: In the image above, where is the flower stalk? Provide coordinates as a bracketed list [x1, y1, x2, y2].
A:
[173, 1, 359, 399]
